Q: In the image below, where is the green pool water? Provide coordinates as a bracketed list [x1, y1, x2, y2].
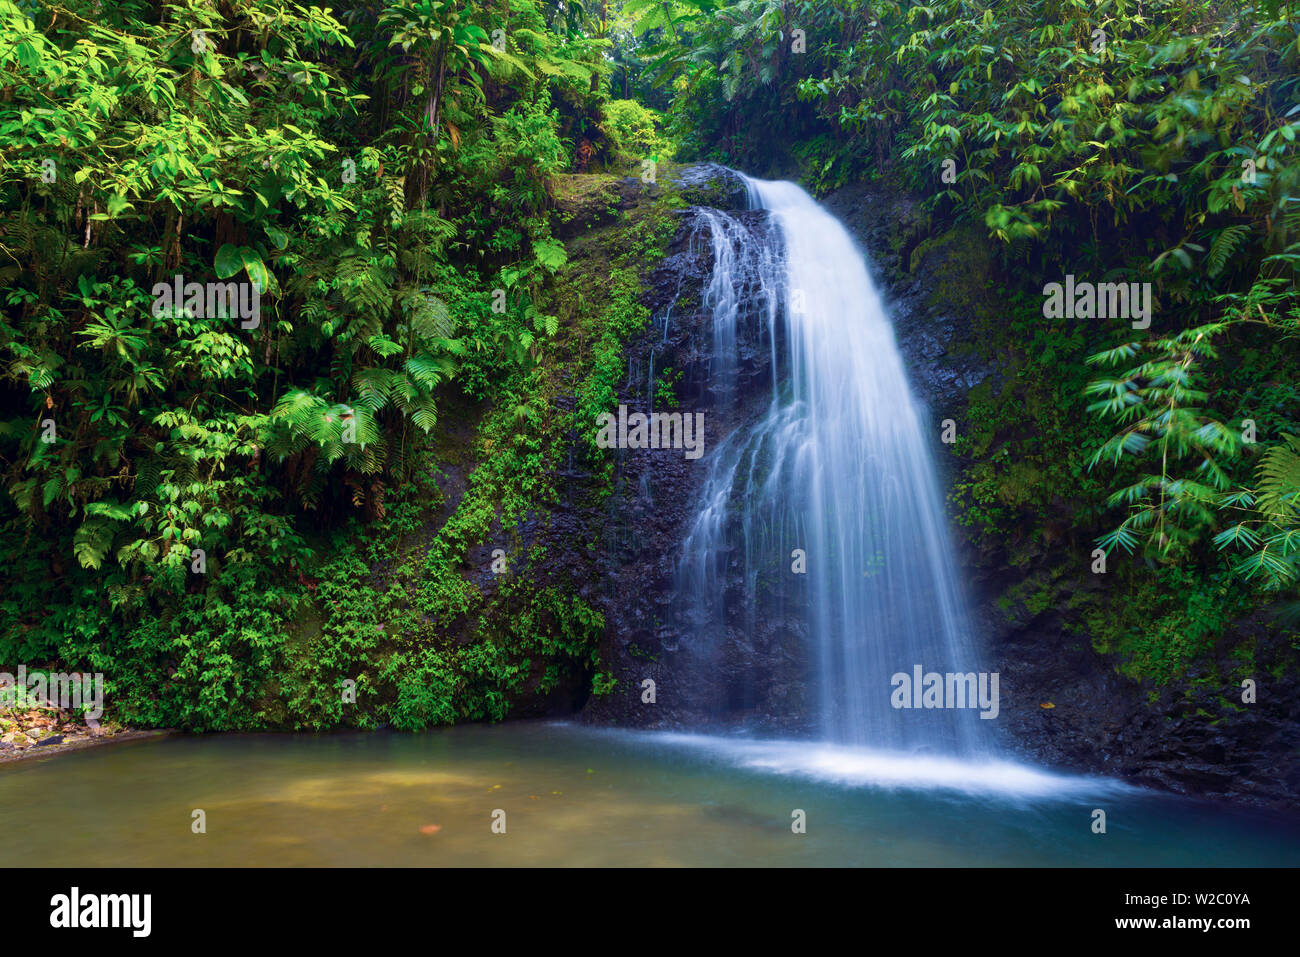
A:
[2, 721, 1296, 866]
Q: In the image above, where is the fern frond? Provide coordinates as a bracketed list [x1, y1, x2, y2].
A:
[1256, 434, 1300, 522]
[1206, 224, 1251, 277]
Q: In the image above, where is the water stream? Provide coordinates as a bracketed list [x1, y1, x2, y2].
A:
[679, 173, 986, 752]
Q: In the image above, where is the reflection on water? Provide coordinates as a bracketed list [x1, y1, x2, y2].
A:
[2, 721, 1296, 867]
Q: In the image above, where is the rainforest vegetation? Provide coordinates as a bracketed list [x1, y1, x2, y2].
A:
[1, 0, 1298, 731]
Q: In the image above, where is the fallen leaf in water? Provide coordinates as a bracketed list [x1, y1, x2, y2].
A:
[1041, 702, 1056, 709]
[419, 824, 442, 835]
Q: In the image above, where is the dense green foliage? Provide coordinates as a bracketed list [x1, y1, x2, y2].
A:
[3, 0, 1297, 730]
[0, 0, 679, 728]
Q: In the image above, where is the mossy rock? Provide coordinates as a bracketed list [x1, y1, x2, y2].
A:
[669, 163, 749, 210]
[910, 225, 997, 327]
[551, 173, 634, 239]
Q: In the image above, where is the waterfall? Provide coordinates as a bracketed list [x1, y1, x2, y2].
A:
[677, 173, 990, 755]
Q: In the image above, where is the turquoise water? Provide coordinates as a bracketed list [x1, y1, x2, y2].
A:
[2, 721, 1296, 866]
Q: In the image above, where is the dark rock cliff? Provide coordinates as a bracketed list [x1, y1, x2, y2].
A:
[579, 165, 814, 734]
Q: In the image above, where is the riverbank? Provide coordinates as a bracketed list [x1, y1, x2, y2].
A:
[0, 703, 164, 764]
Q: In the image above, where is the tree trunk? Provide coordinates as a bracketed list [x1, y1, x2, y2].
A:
[411, 41, 448, 209]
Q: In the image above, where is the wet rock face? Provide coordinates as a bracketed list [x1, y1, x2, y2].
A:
[578, 197, 813, 735]
[823, 177, 1300, 811]
[989, 610, 1300, 809]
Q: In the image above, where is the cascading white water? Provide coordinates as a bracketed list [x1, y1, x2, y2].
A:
[679, 173, 989, 755]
